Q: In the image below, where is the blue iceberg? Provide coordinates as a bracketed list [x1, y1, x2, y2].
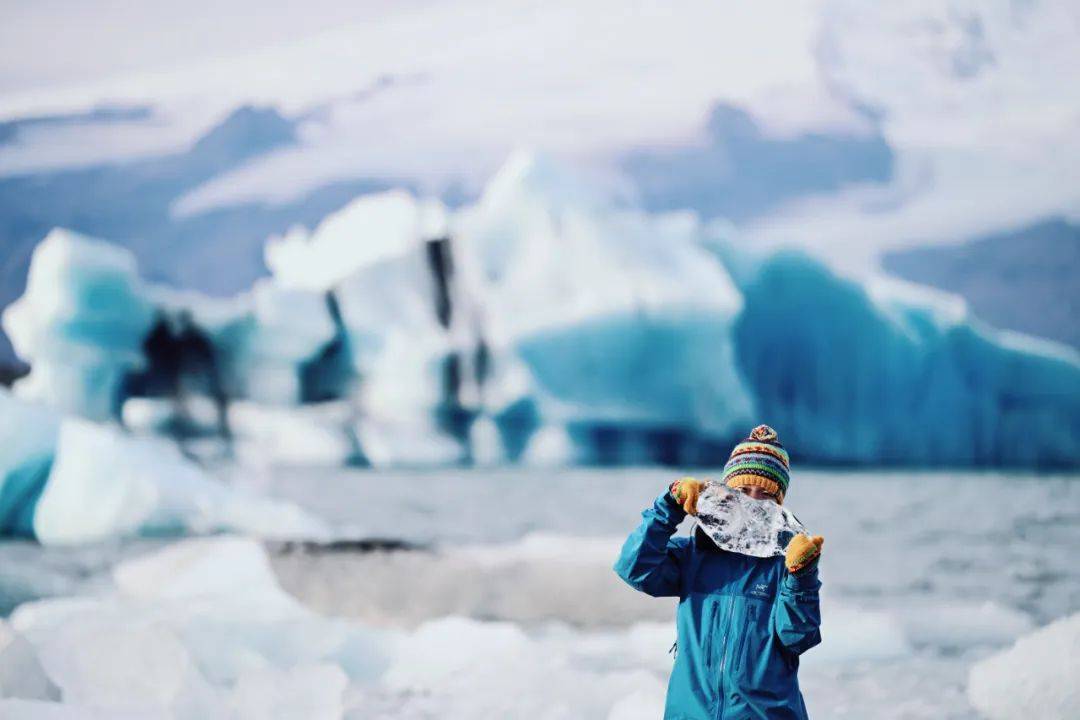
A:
[723, 246, 1080, 466]
[2, 229, 156, 421]
[1, 152, 1077, 469]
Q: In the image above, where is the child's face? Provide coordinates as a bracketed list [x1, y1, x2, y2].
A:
[737, 485, 779, 504]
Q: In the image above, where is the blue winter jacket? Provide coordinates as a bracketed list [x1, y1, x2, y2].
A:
[613, 490, 821, 720]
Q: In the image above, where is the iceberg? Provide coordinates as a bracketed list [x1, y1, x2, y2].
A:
[719, 244, 1080, 466]
[271, 190, 483, 466]
[3, 152, 1078, 468]
[694, 483, 807, 557]
[33, 419, 329, 545]
[967, 610, 1080, 720]
[226, 401, 360, 466]
[210, 280, 337, 406]
[0, 620, 58, 701]
[2, 228, 340, 423]
[230, 664, 347, 720]
[0, 389, 59, 537]
[265, 190, 449, 294]
[2, 229, 156, 421]
[0, 388, 328, 543]
[456, 151, 754, 463]
[4, 537, 386, 718]
[0, 536, 696, 719]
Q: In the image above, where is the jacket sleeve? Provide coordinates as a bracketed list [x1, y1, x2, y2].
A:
[773, 564, 822, 655]
[612, 490, 688, 598]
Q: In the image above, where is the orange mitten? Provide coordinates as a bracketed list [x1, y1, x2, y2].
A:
[669, 477, 706, 515]
[784, 534, 824, 574]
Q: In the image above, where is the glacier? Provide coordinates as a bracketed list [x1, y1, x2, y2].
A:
[1, 151, 1078, 470]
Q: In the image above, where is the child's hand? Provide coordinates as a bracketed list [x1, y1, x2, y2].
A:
[784, 534, 824, 574]
[669, 477, 706, 515]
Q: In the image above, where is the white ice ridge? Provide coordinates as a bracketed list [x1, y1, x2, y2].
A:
[694, 482, 808, 558]
[967, 610, 1080, 720]
[0, 536, 683, 719]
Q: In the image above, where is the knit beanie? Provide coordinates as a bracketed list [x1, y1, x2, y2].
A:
[722, 424, 790, 503]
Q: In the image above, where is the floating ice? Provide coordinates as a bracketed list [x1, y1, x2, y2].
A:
[0, 389, 59, 536]
[316, 191, 483, 466]
[227, 401, 359, 466]
[722, 246, 1080, 466]
[457, 151, 754, 457]
[31, 418, 328, 545]
[694, 482, 808, 557]
[210, 279, 337, 405]
[266, 190, 449, 293]
[4, 153, 1080, 468]
[2, 229, 156, 421]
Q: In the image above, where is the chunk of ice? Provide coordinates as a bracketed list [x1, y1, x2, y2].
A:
[0, 619, 58, 700]
[694, 482, 808, 557]
[230, 664, 347, 720]
[32, 419, 329, 545]
[1, 229, 156, 421]
[967, 610, 1080, 720]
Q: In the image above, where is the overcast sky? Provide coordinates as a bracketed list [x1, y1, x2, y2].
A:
[0, 0, 433, 95]
[1, 0, 1077, 272]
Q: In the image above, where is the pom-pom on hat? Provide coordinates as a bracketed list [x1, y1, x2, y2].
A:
[722, 424, 790, 503]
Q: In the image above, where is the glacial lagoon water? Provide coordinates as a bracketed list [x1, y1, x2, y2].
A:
[1, 467, 1078, 718]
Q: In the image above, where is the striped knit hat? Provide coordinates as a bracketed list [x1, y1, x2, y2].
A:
[722, 424, 790, 503]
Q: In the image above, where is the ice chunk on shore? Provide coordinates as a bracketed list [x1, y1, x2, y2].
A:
[0, 620, 58, 700]
[29, 614, 221, 718]
[0, 700, 151, 719]
[231, 664, 346, 720]
[967, 610, 1080, 720]
[2, 536, 691, 719]
[8, 537, 388, 718]
[113, 536, 285, 603]
[2, 229, 156, 420]
[694, 482, 808, 557]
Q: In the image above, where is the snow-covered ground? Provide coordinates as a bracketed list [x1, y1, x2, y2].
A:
[1, 468, 1077, 718]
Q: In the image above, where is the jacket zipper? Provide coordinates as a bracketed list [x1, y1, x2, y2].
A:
[705, 601, 719, 670]
[715, 598, 736, 720]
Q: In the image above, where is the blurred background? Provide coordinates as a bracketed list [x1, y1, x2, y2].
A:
[0, 1, 1077, 718]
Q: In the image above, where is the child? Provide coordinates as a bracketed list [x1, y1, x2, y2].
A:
[613, 424, 823, 719]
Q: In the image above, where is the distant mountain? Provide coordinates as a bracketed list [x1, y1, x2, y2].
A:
[0, 105, 395, 361]
[882, 218, 1080, 349]
[621, 103, 894, 222]
[0, 99, 906, 365]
